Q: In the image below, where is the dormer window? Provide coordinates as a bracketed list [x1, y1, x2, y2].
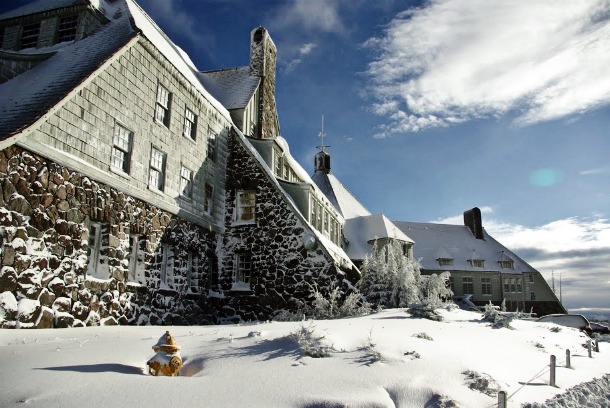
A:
[499, 260, 514, 269]
[20, 22, 40, 49]
[438, 258, 453, 266]
[57, 15, 79, 43]
[469, 259, 485, 268]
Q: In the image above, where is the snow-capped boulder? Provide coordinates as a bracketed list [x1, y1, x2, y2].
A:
[0, 267, 18, 292]
[101, 316, 118, 326]
[84, 311, 100, 326]
[38, 288, 56, 307]
[54, 312, 75, 328]
[72, 301, 88, 321]
[0, 291, 18, 322]
[34, 306, 54, 329]
[47, 276, 65, 295]
[52, 297, 72, 313]
[17, 298, 40, 324]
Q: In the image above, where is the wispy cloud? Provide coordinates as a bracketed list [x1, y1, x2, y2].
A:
[283, 42, 318, 73]
[365, 0, 610, 137]
[273, 0, 346, 34]
[434, 210, 610, 310]
[580, 166, 610, 176]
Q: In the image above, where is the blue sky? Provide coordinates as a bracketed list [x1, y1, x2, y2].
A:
[4, 0, 610, 316]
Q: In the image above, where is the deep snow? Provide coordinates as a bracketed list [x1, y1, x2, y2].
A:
[1, 308, 608, 407]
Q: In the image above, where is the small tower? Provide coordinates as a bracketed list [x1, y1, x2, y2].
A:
[314, 115, 331, 174]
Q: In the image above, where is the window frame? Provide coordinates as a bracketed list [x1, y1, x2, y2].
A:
[179, 165, 193, 198]
[438, 258, 453, 266]
[234, 253, 252, 289]
[20, 22, 40, 49]
[155, 84, 172, 127]
[111, 123, 133, 174]
[86, 223, 102, 278]
[183, 106, 197, 140]
[57, 14, 79, 43]
[462, 276, 474, 294]
[207, 126, 217, 161]
[204, 182, 214, 215]
[148, 146, 167, 192]
[236, 190, 256, 223]
[481, 277, 492, 295]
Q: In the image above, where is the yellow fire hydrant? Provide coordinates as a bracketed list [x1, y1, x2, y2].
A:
[147, 331, 183, 376]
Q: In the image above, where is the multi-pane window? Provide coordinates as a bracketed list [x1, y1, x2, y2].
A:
[128, 235, 144, 283]
[471, 259, 484, 267]
[204, 183, 214, 215]
[155, 84, 171, 127]
[529, 274, 535, 283]
[57, 15, 78, 43]
[86, 223, 102, 278]
[481, 277, 492, 295]
[510, 278, 516, 293]
[183, 107, 197, 140]
[179, 166, 193, 198]
[530, 291, 536, 300]
[438, 258, 453, 266]
[207, 127, 217, 161]
[274, 149, 282, 176]
[237, 191, 255, 222]
[462, 277, 474, 294]
[515, 277, 522, 293]
[187, 252, 199, 291]
[111, 124, 132, 173]
[324, 212, 330, 235]
[235, 254, 252, 285]
[500, 260, 514, 269]
[21, 22, 40, 49]
[149, 147, 166, 191]
[504, 278, 510, 293]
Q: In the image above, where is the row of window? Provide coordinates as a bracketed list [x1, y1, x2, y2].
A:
[273, 148, 302, 183]
[310, 196, 342, 246]
[87, 223, 218, 292]
[154, 84, 218, 161]
[454, 275, 535, 297]
[437, 258, 514, 269]
[111, 122, 214, 214]
[8, 14, 79, 49]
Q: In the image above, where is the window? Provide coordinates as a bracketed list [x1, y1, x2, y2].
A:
[187, 252, 199, 291]
[529, 274, 535, 283]
[57, 15, 78, 43]
[183, 107, 197, 140]
[204, 183, 214, 215]
[323, 212, 330, 235]
[471, 259, 484, 268]
[179, 166, 193, 198]
[159, 244, 172, 285]
[87, 223, 102, 278]
[20, 22, 40, 49]
[504, 278, 509, 293]
[500, 260, 514, 269]
[438, 258, 453, 266]
[128, 235, 143, 282]
[516, 277, 522, 293]
[462, 277, 474, 294]
[274, 149, 282, 176]
[208, 254, 219, 288]
[207, 127, 217, 161]
[0, 27, 5, 49]
[530, 291, 536, 301]
[481, 277, 492, 295]
[111, 124, 133, 173]
[149, 147, 166, 191]
[235, 254, 252, 287]
[510, 278, 516, 293]
[237, 191, 256, 222]
[155, 84, 171, 127]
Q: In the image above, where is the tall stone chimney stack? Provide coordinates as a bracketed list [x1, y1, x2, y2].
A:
[249, 27, 280, 138]
[463, 207, 484, 240]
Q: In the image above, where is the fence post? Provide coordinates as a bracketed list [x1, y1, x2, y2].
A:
[595, 340, 599, 352]
[588, 340, 592, 358]
[498, 391, 507, 408]
[549, 355, 556, 387]
[565, 349, 571, 369]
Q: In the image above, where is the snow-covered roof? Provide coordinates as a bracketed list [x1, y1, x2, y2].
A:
[0, 0, 89, 21]
[0, 0, 135, 143]
[197, 67, 260, 110]
[344, 214, 414, 260]
[311, 171, 371, 219]
[393, 221, 536, 274]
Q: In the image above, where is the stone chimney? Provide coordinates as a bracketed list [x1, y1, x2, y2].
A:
[463, 207, 484, 240]
[249, 27, 280, 138]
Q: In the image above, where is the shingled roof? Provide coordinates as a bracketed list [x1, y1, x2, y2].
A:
[0, 0, 89, 21]
[197, 67, 260, 110]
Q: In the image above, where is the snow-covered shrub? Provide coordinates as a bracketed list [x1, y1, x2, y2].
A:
[359, 329, 384, 363]
[408, 299, 446, 321]
[358, 241, 422, 308]
[310, 282, 371, 319]
[419, 272, 453, 306]
[413, 332, 434, 341]
[290, 323, 334, 358]
[481, 301, 516, 329]
[462, 370, 501, 397]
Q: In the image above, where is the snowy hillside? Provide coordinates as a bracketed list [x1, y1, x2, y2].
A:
[1, 308, 609, 407]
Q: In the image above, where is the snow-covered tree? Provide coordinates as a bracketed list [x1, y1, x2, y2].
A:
[358, 240, 422, 308]
[420, 271, 453, 305]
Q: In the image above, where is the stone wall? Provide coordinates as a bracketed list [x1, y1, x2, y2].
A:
[0, 145, 216, 328]
[212, 130, 349, 322]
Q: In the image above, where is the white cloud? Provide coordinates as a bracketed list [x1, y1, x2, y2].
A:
[138, 0, 209, 46]
[365, 0, 610, 136]
[434, 210, 610, 310]
[580, 166, 610, 176]
[283, 42, 319, 73]
[273, 0, 345, 34]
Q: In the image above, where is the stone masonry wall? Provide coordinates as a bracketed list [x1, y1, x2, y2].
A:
[212, 130, 348, 322]
[0, 145, 216, 328]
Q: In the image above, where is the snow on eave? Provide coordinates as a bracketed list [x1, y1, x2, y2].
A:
[232, 129, 356, 273]
[326, 173, 372, 219]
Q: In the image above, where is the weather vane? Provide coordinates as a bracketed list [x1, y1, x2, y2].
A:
[316, 114, 330, 152]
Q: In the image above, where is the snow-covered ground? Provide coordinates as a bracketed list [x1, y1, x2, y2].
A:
[1, 308, 609, 407]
